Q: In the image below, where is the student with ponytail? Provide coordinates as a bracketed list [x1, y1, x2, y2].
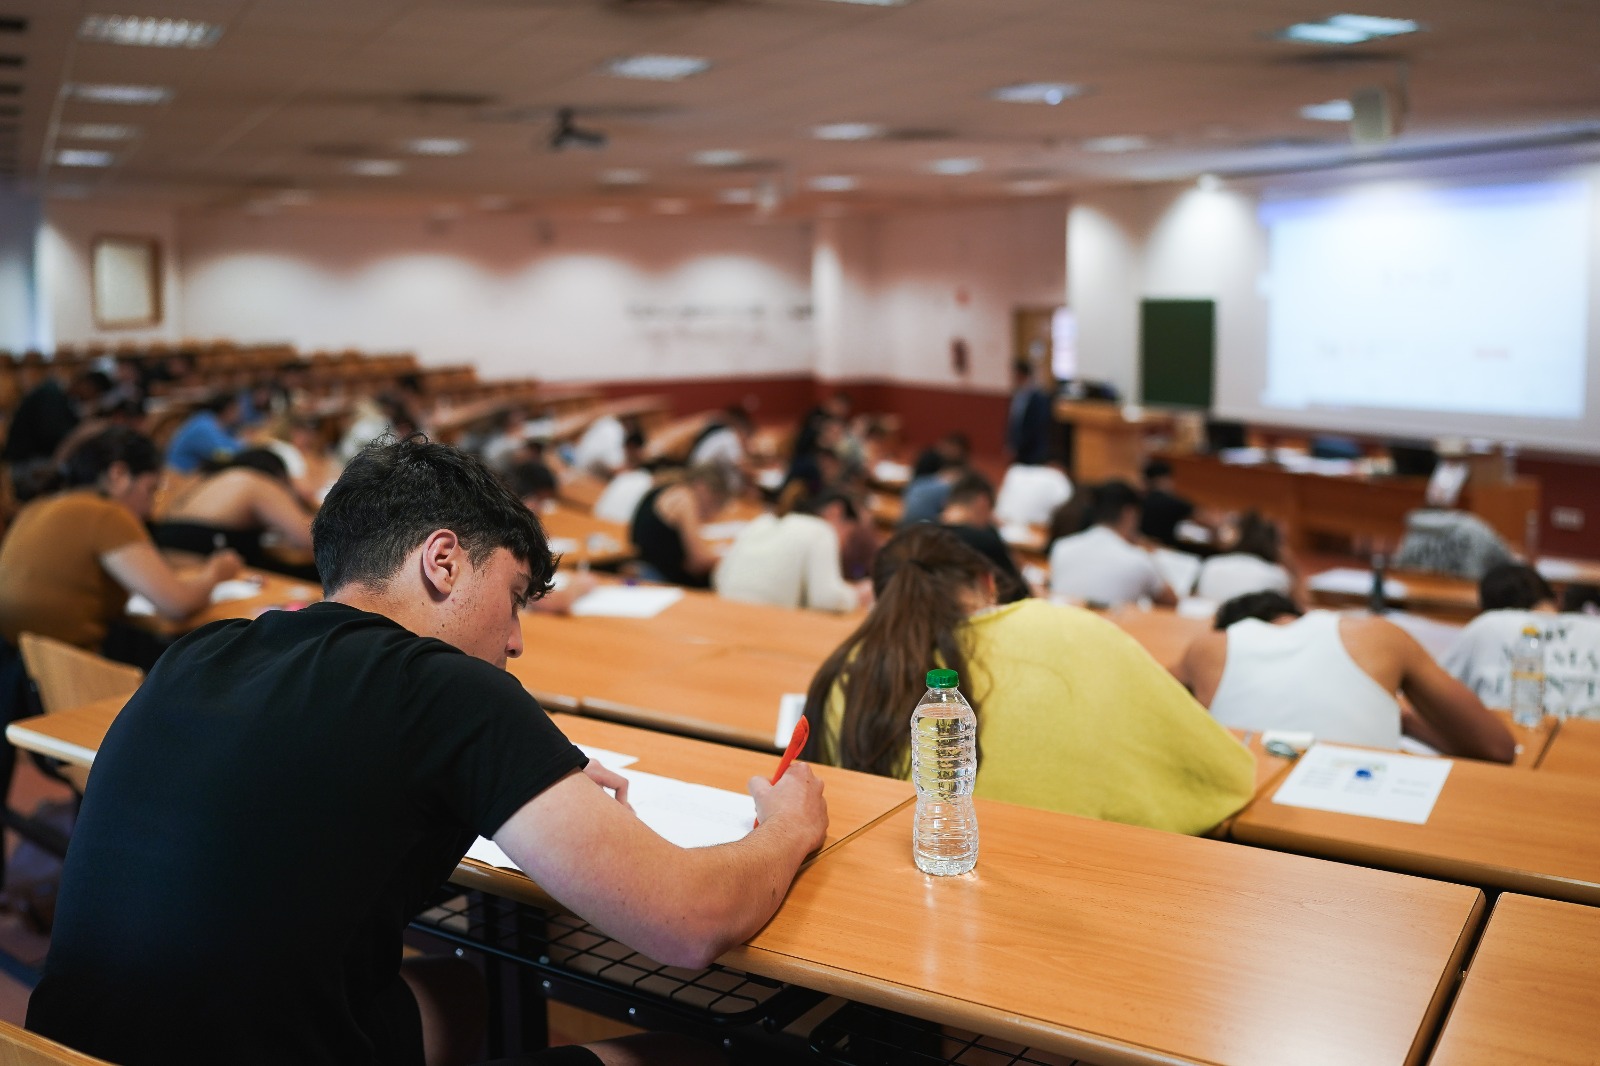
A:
[804, 524, 1254, 835]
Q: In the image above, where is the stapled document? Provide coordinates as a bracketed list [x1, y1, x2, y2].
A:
[1271, 743, 1452, 824]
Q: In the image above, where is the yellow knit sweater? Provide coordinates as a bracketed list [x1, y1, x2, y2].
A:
[824, 599, 1256, 835]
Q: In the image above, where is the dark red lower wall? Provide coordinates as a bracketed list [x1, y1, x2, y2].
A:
[585, 373, 1600, 560]
[590, 375, 1013, 456]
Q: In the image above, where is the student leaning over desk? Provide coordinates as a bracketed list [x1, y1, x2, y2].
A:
[804, 525, 1255, 836]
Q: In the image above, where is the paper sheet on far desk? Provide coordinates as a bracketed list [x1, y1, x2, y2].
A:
[570, 585, 683, 618]
[1271, 744, 1453, 824]
[125, 578, 262, 617]
[465, 767, 755, 872]
[1307, 568, 1411, 600]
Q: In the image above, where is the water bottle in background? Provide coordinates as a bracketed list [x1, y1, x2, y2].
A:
[1368, 553, 1389, 616]
[910, 668, 978, 876]
[1509, 625, 1546, 727]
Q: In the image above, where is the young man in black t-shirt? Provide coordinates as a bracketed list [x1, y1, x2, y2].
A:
[28, 437, 829, 1066]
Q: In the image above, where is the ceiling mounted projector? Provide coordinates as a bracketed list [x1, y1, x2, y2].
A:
[549, 108, 608, 151]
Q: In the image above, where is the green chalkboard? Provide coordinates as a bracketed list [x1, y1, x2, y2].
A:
[1140, 299, 1215, 409]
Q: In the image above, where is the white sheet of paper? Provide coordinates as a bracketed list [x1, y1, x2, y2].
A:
[570, 585, 683, 619]
[755, 468, 785, 492]
[699, 521, 751, 541]
[1271, 744, 1452, 824]
[1308, 568, 1411, 599]
[576, 744, 638, 770]
[547, 537, 581, 554]
[1537, 557, 1588, 582]
[1176, 596, 1218, 619]
[873, 460, 912, 484]
[1153, 547, 1204, 596]
[998, 523, 1037, 547]
[775, 693, 806, 749]
[126, 577, 264, 616]
[463, 767, 755, 872]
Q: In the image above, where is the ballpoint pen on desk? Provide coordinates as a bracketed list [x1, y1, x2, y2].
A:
[755, 717, 810, 828]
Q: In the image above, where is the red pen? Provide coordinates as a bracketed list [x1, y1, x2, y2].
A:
[770, 716, 810, 786]
[755, 717, 809, 828]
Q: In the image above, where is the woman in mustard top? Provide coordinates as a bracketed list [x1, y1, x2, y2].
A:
[804, 525, 1254, 835]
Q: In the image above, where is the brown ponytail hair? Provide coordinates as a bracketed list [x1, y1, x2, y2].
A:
[803, 524, 993, 776]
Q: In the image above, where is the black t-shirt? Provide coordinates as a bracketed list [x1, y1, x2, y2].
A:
[28, 602, 586, 1066]
[1139, 489, 1195, 547]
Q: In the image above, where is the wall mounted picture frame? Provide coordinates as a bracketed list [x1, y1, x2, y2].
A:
[92, 234, 162, 329]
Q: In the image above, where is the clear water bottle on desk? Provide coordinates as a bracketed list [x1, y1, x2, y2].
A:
[1509, 625, 1546, 728]
[911, 668, 978, 876]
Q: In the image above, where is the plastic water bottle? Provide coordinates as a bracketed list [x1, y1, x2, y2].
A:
[910, 668, 978, 876]
[1509, 625, 1546, 727]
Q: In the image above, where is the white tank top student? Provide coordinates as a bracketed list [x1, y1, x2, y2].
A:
[592, 468, 654, 525]
[1209, 611, 1402, 748]
[1176, 593, 1515, 763]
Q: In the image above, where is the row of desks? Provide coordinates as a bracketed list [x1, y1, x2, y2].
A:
[16, 702, 1594, 1065]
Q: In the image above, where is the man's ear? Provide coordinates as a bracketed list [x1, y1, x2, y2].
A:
[418, 529, 464, 601]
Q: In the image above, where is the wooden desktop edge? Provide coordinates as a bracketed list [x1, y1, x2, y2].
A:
[1229, 819, 1600, 907]
[579, 697, 777, 752]
[3, 724, 97, 769]
[1403, 889, 1488, 1066]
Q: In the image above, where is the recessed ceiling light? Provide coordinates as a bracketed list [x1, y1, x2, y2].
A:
[991, 82, 1084, 105]
[56, 149, 113, 167]
[59, 122, 138, 140]
[654, 198, 690, 214]
[808, 175, 858, 192]
[346, 159, 403, 177]
[717, 188, 756, 204]
[691, 149, 746, 167]
[1327, 13, 1420, 36]
[812, 122, 884, 141]
[1082, 135, 1150, 153]
[606, 55, 710, 81]
[79, 15, 222, 48]
[1300, 99, 1355, 121]
[1277, 13, 1420, 44]
[67, 83, 172, 105]
[927, 157, 983, 176]
[599, 168, 648, 185]
[406, 138, 469, 156]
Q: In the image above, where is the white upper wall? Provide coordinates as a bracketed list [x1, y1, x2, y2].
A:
[42, 201, 183, 349]
[178, 212, 817, 382]
[33, 197, 1070, 387]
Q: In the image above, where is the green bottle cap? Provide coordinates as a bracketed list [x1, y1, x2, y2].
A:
[926, 669, 958, 688]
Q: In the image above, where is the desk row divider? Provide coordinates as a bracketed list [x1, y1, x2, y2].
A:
[721, 943, 1193, 1066]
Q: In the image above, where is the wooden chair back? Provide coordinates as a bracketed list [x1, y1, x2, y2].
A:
[18, 634, 144, 718]
[0, 1020, 112, 1065]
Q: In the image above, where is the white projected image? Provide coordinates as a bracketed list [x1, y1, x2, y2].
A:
[1260, 180, 1591, 419]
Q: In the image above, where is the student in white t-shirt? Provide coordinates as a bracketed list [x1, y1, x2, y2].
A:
[688, 407, 753, 470]
[1194, 511, 1300, 604]
[572, 414, 628, 478]
[1048, 481, 1176, 608]
[590, 424, 654, 524]
[1443, 564, 1600, 718]
[1177, 592, 1514, 761]
[714, 492, 869, 612]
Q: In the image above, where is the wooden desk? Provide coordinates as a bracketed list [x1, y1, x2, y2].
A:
[1308, 568, 1481, 621]
[452, 713, 914, 907]
[1431, 894, 1600, 1066]
[1104, 604, 1209, 673]
[736, 800, 1483, 1066]
[1490, 708, 1558, 769]
[1232, 754, 1600, 905]
[514, 590, 857, 748]
[6, 693, 123, 768]
[137, 569, 321, 636]
[537, 505, 632, 569]
[1535, 716, 1600, 775]
[1168, 454, 1539, 554]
